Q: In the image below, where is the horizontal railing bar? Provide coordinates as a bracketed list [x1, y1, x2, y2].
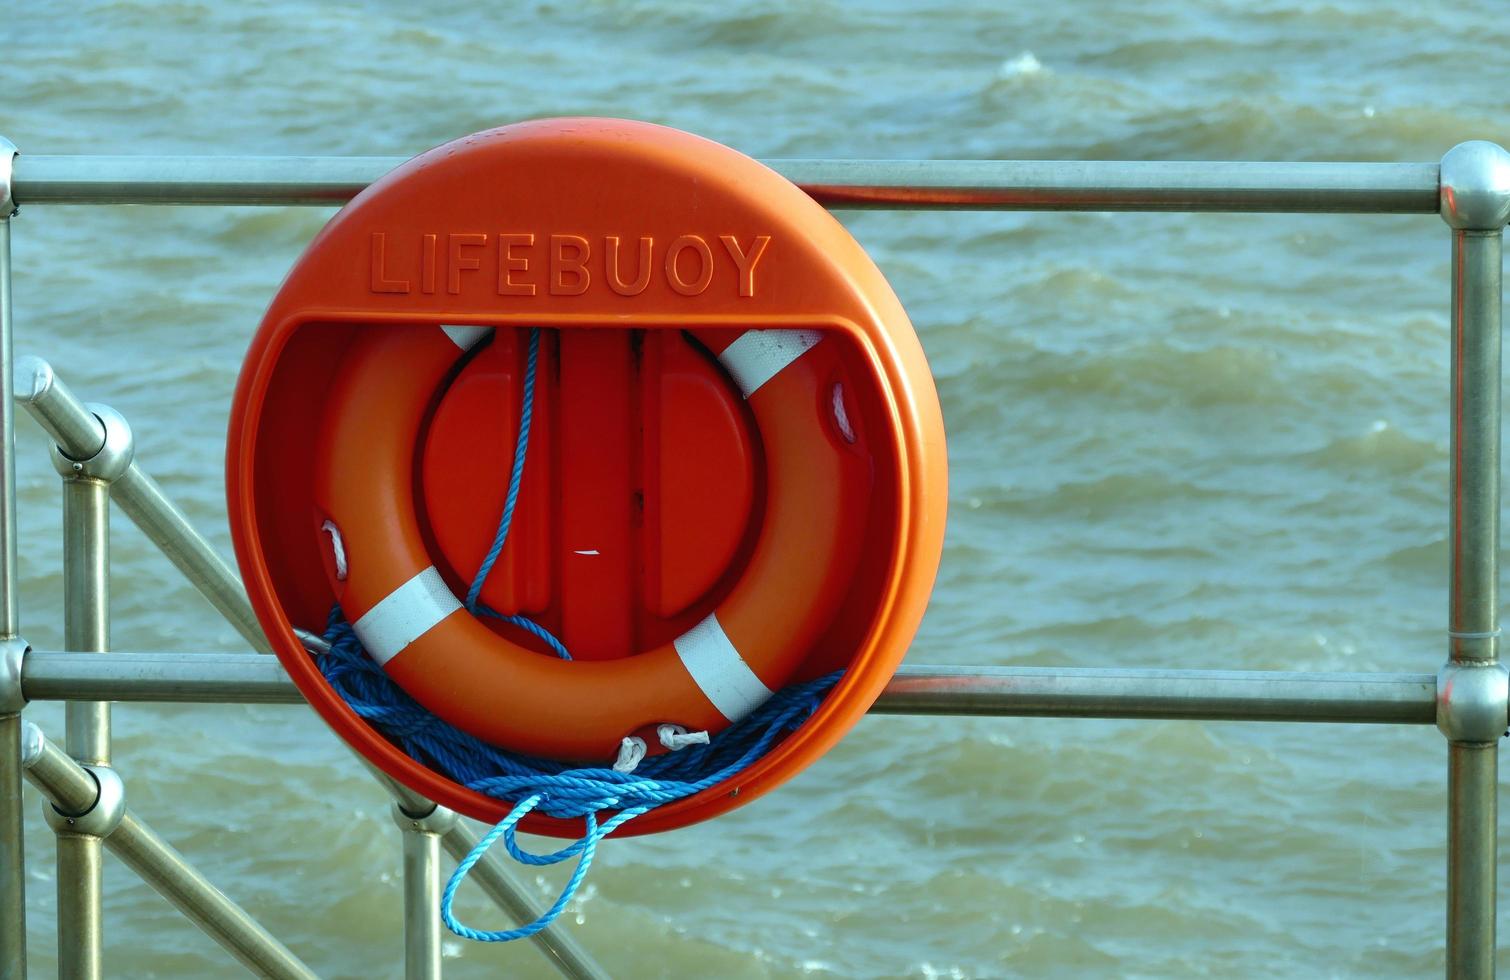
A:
[25, 651, 298, 702]
[11, 156, 1440, 214]
[22, 652, 1439, 723]
[779, 160, 1439, 213]
[876, 665, 1438, 724]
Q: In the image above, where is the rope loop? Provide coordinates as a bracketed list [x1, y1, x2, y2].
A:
[440, 794, 600, 943]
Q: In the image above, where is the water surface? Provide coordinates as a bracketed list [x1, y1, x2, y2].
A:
[5, 1, 1510, 975]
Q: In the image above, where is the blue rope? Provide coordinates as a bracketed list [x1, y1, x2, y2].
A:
[462, 328, 573, 662]
[318, 326, 839, 943]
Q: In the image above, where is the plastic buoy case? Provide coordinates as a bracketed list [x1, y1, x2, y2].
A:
[227, 118, 948, 837]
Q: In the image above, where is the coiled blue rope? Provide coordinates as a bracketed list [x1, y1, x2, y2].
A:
[319, 327, 839, 943]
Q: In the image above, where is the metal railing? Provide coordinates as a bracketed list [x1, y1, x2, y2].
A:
[0, 140, 1503, 978]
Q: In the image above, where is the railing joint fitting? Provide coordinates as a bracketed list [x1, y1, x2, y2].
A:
[0, 136, 15, 218]
[50, 402, 133, 484]
[391, 799, 457, 836]
[43, 764, 125, 839]
[1440, 141, 1510, 231]
[1436, 661, 1509, 743]
[0, 637, 29, 714]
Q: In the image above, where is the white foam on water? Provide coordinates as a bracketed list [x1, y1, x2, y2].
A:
[998, 50, 1044, 79]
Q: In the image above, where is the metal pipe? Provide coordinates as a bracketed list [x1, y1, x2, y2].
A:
[874, 666, 1439, 723]
[55, 833, 103, 979]
[62, 477, 110, 763]
[402, 829, 442, 979]
[107, 810, 318, 979]
[110, 466, 270, 652]
[21, 651, 1441, 722]
[0, 217, 19, 639]
[10, 155, 1441, 214]
[0, 714, 25, 980]
[1446, 230, 1503, 665]
[56, 471, 110, 978]
[1448, 744, 1498, 978]
[395, 804, 444, 980]
[22, 725, 317, 979]
[22, 724, 98, 803]
[1437, 141, 1510, 979]
[439, 822, 609, 980]
[1444, 226, 1502, 978]
[23, 650, 298, 702]
[0, 132, 26, 980]
[13, 356, 104, 459]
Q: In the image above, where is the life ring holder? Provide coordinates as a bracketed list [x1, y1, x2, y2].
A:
[227, 118, 948, 836]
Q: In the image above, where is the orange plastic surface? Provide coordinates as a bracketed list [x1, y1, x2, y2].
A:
[314, 323, 868, 759]
[226, 118, 949, 836]
[420, 329, 757, 659]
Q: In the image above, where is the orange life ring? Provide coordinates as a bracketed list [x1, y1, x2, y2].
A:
[228, 118, 948, 835]
[314, 323, 870, 761]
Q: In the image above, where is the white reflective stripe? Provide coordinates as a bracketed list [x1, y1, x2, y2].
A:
[672, 613, 774, 722]
[352, 566, 462, 666]
[717, 329, 823, 398]
[441, 324, 493, 350]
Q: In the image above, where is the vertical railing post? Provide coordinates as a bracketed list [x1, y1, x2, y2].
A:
[394, 801, 455, 980]
[51, 403, 130, 979]
[1438, 140, 1510, 979]
[0, 134, 28, 980]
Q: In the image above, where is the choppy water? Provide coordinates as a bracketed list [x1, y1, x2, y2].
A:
[5, 0, 1510, 975]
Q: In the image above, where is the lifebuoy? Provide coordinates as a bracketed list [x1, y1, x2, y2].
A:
[314, 323, 870, 761]
[229, 117, 948, 833]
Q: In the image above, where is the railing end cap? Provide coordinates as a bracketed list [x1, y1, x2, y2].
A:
[1440, 141, 1510, 230]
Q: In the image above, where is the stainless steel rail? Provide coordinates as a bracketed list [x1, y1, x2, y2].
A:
[0, 143, 1504, 978]
[11, 156, 1440, 213]
[23, 651, 300, 703]
[0, 135, 25, 980]
[56, 425, 112, 979]
[1437, 142, 1510, 977]
[873, 666, 1439, 723]
[21, 651, 1441, 723]
[22, 724, 318, 978]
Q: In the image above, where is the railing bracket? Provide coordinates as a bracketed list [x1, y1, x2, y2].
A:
[1436, 662, 1510, 744]
[391, 800, 458, 836]
[51, 402, 133, 482]
[0, 136, 16, 218]
[0, 636, 27, 713]
[43, 764, 125, 839]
